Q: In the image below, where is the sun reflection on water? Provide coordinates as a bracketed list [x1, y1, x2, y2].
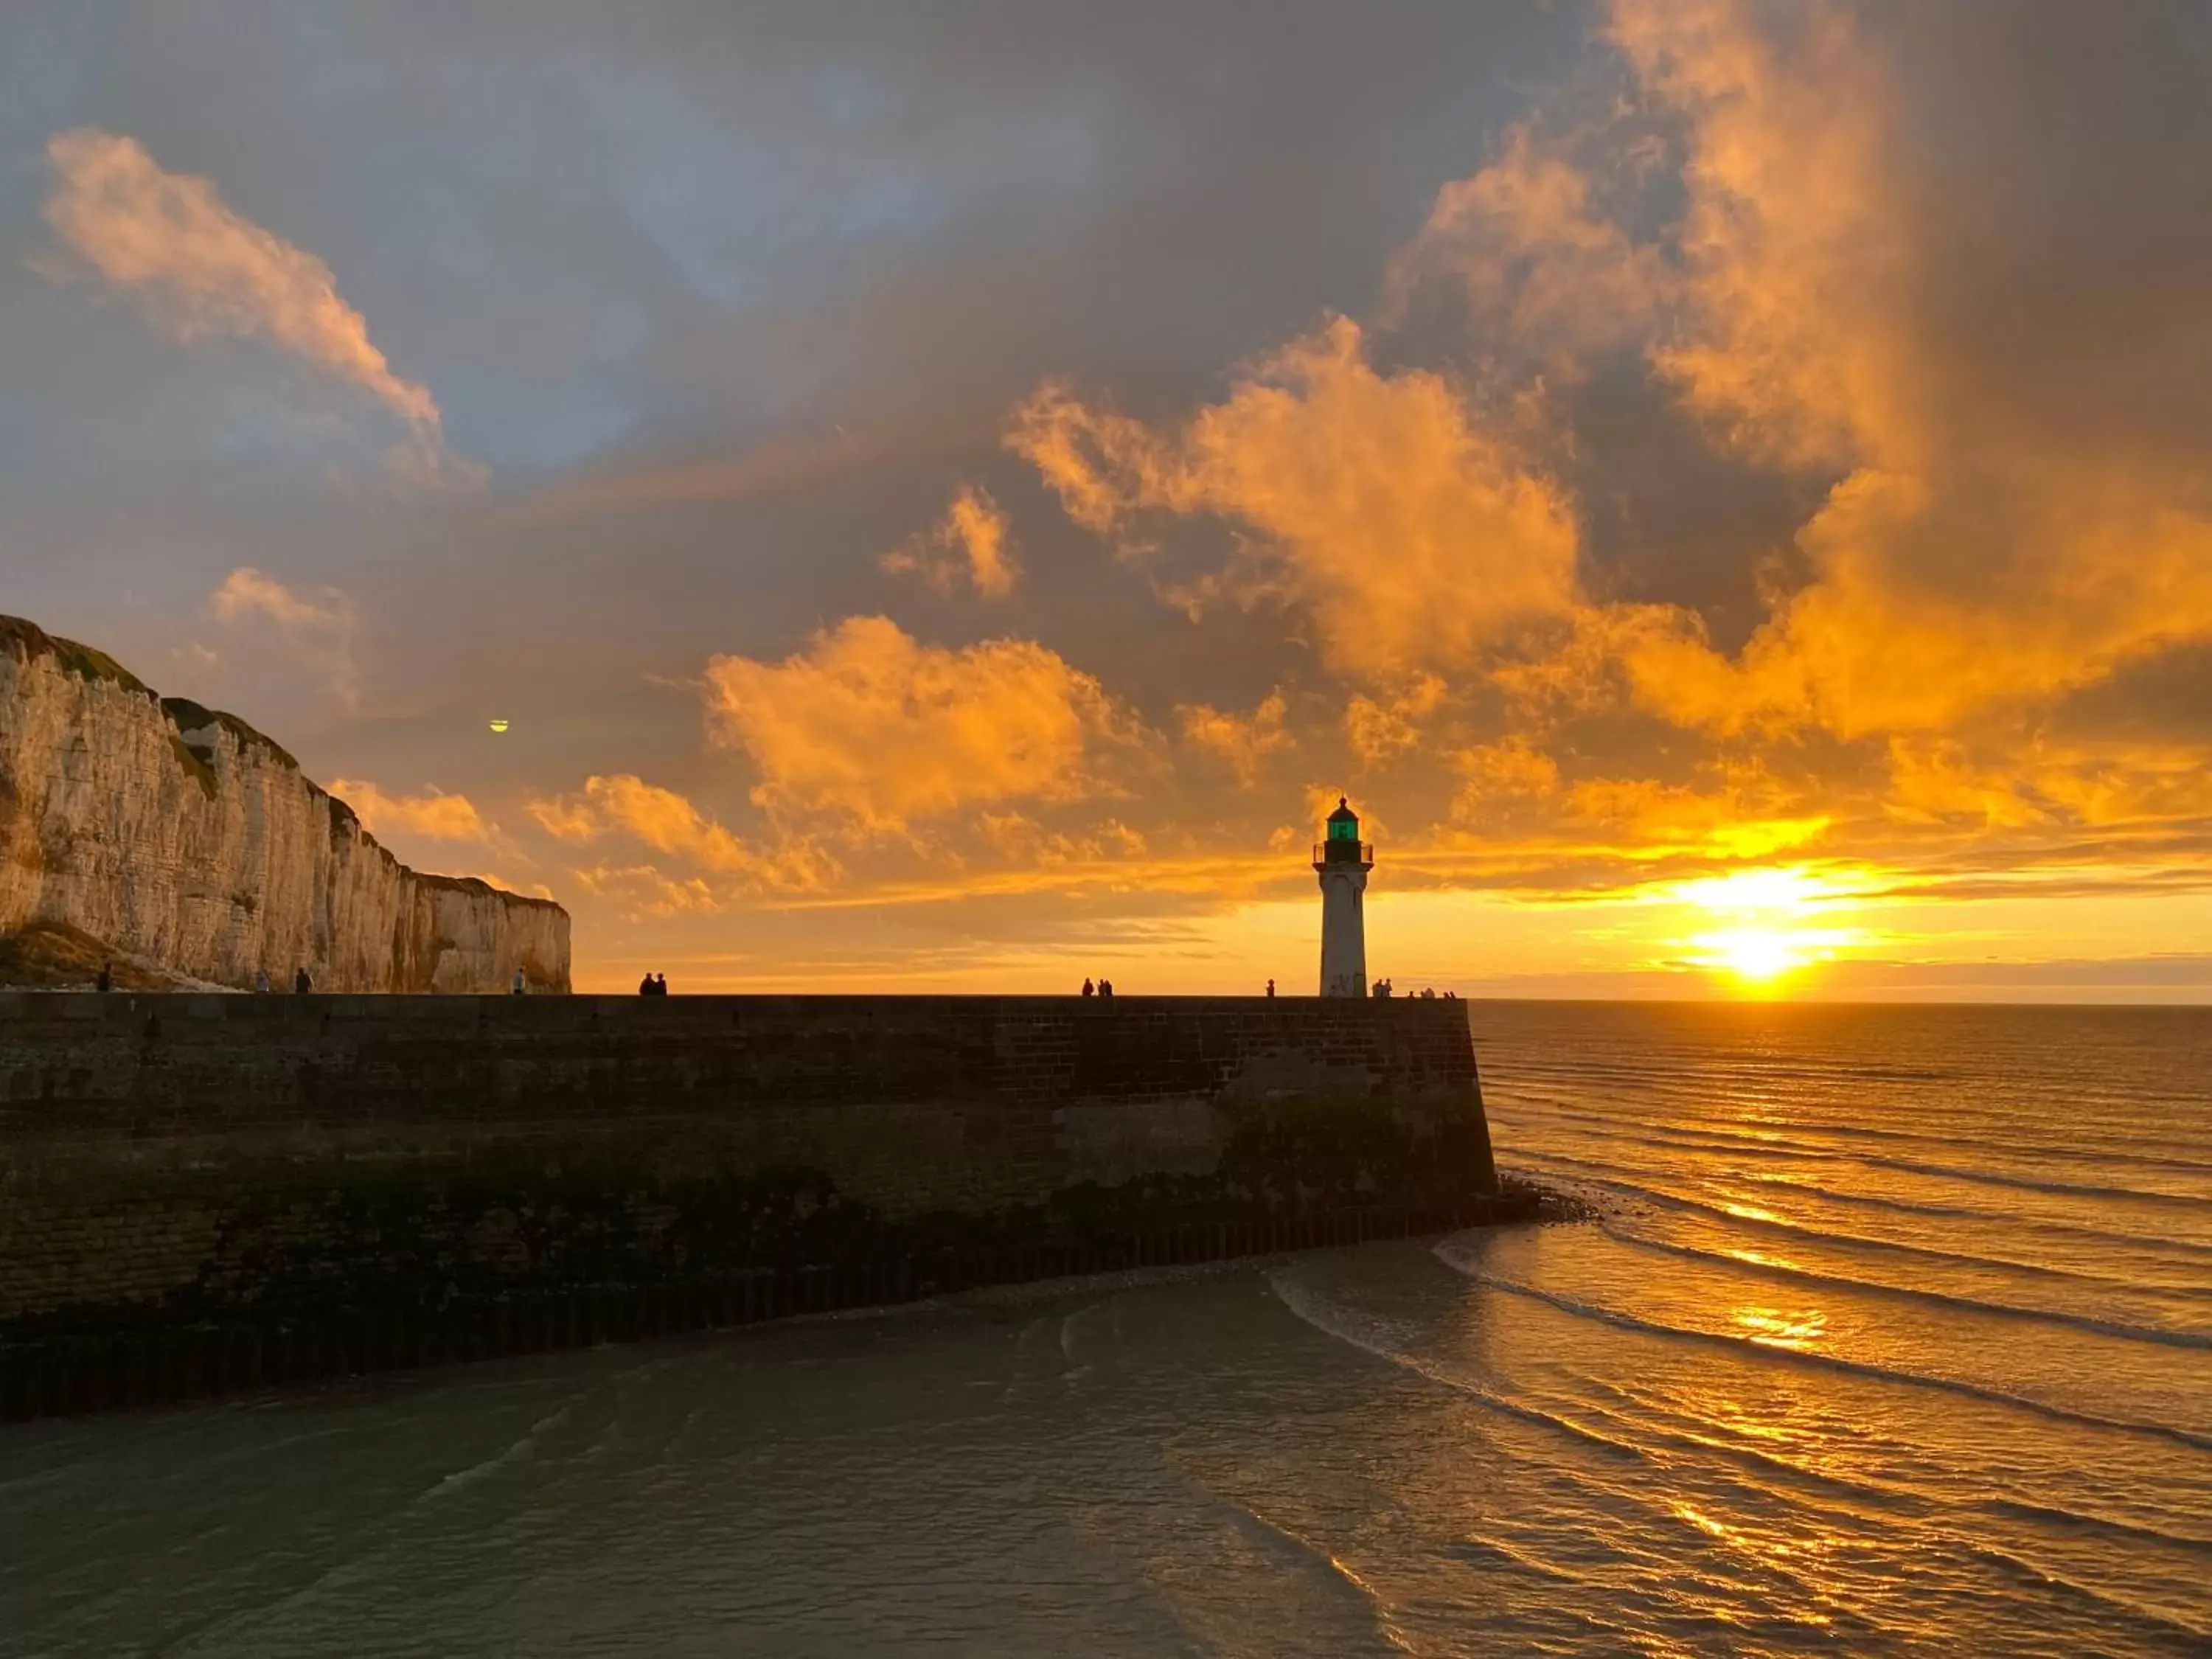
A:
[1717, 1200, 1784, 1225]
[1730, 1305, 1830, 1349]
[1721, 1245, 1808, 1275]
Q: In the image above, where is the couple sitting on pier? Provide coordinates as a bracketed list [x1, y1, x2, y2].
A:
[636, 973, 669, 996]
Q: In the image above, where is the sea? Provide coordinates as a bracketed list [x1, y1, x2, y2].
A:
[3, 1001, 2208, 1657]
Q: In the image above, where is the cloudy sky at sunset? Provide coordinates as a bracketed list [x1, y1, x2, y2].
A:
[6, 0, 2211, 998]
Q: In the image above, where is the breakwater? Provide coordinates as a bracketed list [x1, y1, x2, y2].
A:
[0, 992, 1523, 1419]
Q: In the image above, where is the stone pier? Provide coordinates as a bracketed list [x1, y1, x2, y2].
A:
[0, 993, 1523, 1418]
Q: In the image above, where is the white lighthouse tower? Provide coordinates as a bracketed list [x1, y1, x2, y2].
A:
[1314, 796, 1371, 997]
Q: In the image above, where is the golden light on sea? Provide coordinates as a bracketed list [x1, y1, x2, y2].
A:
[1729, 1304, 1830, 1351]
[488, 719, 509, 734]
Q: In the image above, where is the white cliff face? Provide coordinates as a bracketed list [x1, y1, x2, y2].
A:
[0, 618, 568, 992]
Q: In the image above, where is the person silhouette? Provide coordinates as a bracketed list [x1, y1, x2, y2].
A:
[1265, 978, 1276, 998]
[255, 969, 271, 993]
[512, 967, 526, 995]
[95, 960, 113, 992]
[654, 973, 669, 996]
[293, 967, 312, 994]
[1081, 978, 1096, 997]
[639, 973, 654, 995]
[1099, 978, 1114, 998]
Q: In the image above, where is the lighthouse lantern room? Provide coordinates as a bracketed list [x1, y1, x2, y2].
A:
[1313, 797, 1373, 997]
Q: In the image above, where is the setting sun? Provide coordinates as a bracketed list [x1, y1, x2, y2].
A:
[1669, 867, 1870, 992]
[1703, 927, 1802, 983]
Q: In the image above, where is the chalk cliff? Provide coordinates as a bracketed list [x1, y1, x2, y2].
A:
[0, 616, 568, 992]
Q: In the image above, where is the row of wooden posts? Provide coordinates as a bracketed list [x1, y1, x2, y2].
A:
[0, 1194, 1536, 1422]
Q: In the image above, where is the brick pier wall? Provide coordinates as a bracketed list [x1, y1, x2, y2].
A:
[0, 993, 1520, 1417]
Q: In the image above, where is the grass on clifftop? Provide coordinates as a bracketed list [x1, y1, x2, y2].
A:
[160, 697, 300, 772]
[0, 616, 151, 696]
[0, 922, 201, 991]
[1, 615, 295, 777]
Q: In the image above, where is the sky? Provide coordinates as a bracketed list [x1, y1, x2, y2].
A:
[4, 0, 2211, 1000]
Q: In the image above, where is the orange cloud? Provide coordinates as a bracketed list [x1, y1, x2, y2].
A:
[1610, 0, 1909, 472]
[206, 566, 359, 705]
[1885, 736, 2212, 836]
[329, 780, 490, 843]
[1009, 317, 1581, 684]
[973, 811, 1148, 866]
[1624, 473, 2212, 737]
[574, 775, 751, 869]
[1346, 675, 1447, 765]
[1450, 737, 1562, 816]
[1565, 773, 1831, 862]
[1387, 122, 1666, 382]
[1440, 0, 2212, 743]
[40, 128, 463, 482]
[526, 793, 600, 842]
[703, 616, 1141, 834]
[532, 774, 838, 892]
[567, 862, 724, 918]
[209, 566, 350, 631]
[1179, 690, 1292, 787]
[882, 484, 1020, 598]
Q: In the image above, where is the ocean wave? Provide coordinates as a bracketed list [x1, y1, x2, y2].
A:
[1953, 1537, 2212, 1646]
[1265, 1273, 1656, 1469]
[1702, 1175, 2212, 1256]
[1977, 1497, 2212, 1555]
[1592, 1220, 2212, 1350]
[1486, 1101, 2212, 1192]
[1503, 1145, 2212, 1264]
[1269, 1259, 2212, 1567]
[1427, 1244, 2212, 1457]
[1579, 1370, 2212, 1552]
[1265, 1267, 1970, 1536]
[1845, 1153, 2212, 1208]
[1485, 1093, 2212, 1177]
[1501, 1160, 2212, 1310]
[1491, 1116, 1860, 1168]
[1495, 1113, 2212, 1208]
[420, 1400, 574, 1499]
[1585, 1176, 2197, 1286]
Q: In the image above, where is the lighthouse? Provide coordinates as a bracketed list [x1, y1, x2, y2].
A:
[1314, 797, 1371, 997]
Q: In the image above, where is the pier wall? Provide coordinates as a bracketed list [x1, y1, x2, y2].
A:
[0, 993, 1515, 1417]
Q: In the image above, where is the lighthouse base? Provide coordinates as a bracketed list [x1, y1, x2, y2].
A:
[1316, 863, 1371, 997]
